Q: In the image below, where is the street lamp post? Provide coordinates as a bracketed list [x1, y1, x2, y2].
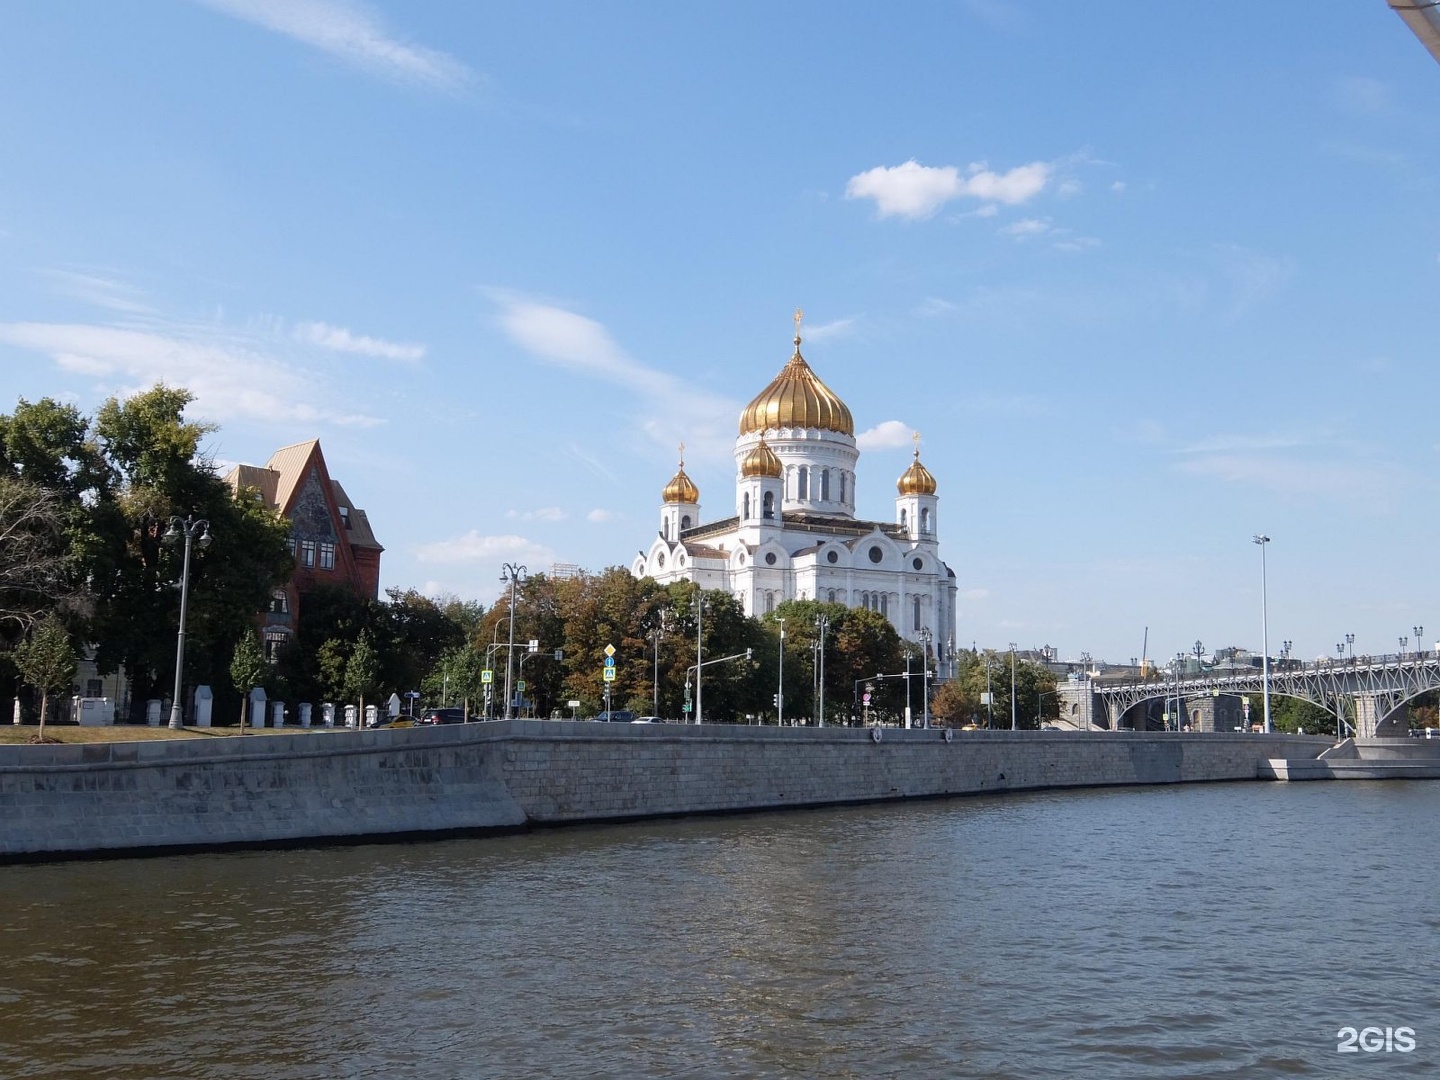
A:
[1253, 534, 1272, 733]
[1416, 626, 1426, 657]
[501, 563, 526, 720]
[693, 593, 708, 725]
[163, 515, 211, 730]
[777, 618, 785, 726]
[919, 627, 933, 729]
[1346, 632, 1355, 660]
[1009, 643, 1018, 731]
[649, 614, 667, 718]
[815, 613, 829, 726]
[904, 648, 913, 729]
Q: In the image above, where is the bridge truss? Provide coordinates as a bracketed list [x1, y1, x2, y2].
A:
[1090, 653, 1440, 735]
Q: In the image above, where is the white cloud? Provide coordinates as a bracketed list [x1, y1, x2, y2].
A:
[505, 507, 567, 523]
[916, 297, 958, 317]
[803, 316, 859, 343]
[0, 320, 385, 428]
[845, 158, 1052, 220]
[43, 269, 154, 315]
[1000, 218, 1051, 238]
[1111, 180, 1127, 194]
[414, 531, 556, 566]
[294, 321, 425, 362]
[487, 290, 739, 464]
[196, 0, 473, 91]
[857, 420, 914, 451]
[587, 508, 618, 523]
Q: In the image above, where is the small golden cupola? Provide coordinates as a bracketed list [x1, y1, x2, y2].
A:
[738, 311, 854, 437]
[662, 446, 700, 504]
[739, 436, 783, 478]
[897, 441, 937, 496]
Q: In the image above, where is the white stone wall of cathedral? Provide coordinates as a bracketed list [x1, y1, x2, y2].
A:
[734, 429, 858, 518]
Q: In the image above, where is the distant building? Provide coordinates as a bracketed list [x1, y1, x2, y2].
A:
[225, 439, 383, 660]
[631, 316, 958, 663]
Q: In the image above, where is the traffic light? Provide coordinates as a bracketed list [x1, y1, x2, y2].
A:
[772, 693, 779, 706]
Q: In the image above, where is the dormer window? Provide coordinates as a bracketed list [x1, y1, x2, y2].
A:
[339, 506, 350, 529]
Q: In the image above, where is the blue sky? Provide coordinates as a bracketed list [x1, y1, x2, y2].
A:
[1, 1, 1438, 666]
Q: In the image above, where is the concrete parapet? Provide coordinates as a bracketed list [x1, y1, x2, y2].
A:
[0, 723, 1334, 860]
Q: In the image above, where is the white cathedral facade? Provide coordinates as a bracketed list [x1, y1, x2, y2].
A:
[631, 319, 958, 657]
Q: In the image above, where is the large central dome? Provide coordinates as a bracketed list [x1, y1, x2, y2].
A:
[738, 331, 854, 437]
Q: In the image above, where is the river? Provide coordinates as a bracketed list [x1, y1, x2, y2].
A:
[1, 780, 1436, 1078]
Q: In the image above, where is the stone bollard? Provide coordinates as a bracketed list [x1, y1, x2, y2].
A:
[299, 703, 312, 728]
[271, 701, 286, 728]
[344, 704, 357, 728]
[323, 703, 336, 727]
[146, 699, 162, 726]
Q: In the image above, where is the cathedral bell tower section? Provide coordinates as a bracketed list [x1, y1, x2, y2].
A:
[659, 447, 701, 542]
[895, 435, 939, 542]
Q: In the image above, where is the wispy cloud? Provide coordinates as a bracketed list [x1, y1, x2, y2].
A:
[587, 508, 619, 523]
[196, 0, 474, 91]
[0, 319, 385, 428]
[998, 216, 1099, 252]
[846, 159, 1051, 220]
[857, 420, 914, 451]
[42, 269, 154, 315]
[295, 320, 425, 362]
[506, 507, 567, 523]
[803, 316, 859, 343]
[487, 289, 738, 463]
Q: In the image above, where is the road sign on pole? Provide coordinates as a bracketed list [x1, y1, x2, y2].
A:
[603, 668, 616, 682]
[481, 670, 493, 684]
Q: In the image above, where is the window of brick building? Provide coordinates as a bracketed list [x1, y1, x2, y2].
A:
[300, 540, 316, 568]
[319, 542, 335, 570]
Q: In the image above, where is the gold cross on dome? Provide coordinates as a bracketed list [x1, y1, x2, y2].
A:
[678, 441, 685, 466]
[913, 430, 922, 456]
[794, 307, 804, 337]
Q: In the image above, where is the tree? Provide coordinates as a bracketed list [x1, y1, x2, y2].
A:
[933, 648, 1056, 729]
[229, 630, 267, 733]
[0, 477, 71, 642]
[87, 385, 291, 717]
[343, 631, 381, 725]
[12, 612, 76, 742]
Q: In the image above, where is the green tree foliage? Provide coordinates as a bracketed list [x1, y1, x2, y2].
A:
[12, 612, 76, 740]
[931, 648, 1057, 729]
[0, 476, 71, 643]
[82, 386, 291, 714]
[229, 630, 267, 732]
[382, 587, 467, 699]
[1268, 695, 1337, 736]
[343, 631, 381, 721]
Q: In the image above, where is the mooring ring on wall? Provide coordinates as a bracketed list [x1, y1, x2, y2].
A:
[944, 728, 954, 743]
[871, 727, 883, 743]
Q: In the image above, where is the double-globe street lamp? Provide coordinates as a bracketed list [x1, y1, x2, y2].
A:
[501, 563, 526, 720]
[814, 613, 829, 727]
[1253, 534, 1272, 733]
[164, 515, 212, 730]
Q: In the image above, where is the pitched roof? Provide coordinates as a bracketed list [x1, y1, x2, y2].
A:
[333, 480, 383, 551]
[264, 439, 321, 515]
[224, 463, 279, 505]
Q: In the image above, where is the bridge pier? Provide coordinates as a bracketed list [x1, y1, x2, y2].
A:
[1056, 681, 1107, 730]
[1354, 694, 1408, 738]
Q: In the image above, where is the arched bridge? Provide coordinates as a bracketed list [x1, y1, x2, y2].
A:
[1061, 652, 1440, 736]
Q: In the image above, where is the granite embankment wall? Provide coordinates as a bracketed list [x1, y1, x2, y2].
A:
[0, 722, 1333, 859]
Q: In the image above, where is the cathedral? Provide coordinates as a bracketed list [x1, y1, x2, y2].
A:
[632, 314, 958, 657]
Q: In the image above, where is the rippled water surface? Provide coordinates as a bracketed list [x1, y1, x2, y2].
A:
[3, 781, 1438, 1078]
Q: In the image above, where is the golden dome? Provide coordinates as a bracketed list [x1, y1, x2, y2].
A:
[740, 436, 782, 478]
[738, 324, 854, 437]
[897, 447, 937, 495]
[662, 444, 700, 503]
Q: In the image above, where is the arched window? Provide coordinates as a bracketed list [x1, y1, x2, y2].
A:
[913, 596, 921, 630]
[764, 592, 775, 614]
[827, 589, 836, 603]
[797, 466, 808, 499]
[900, 509, 908, 529]
[762, 491, 774, 519]
[880, 594, 889, 618]
[920, 507, 931, 534]
[839, 472, 846, 503]
[743, 493, 750, 520]
[821, 468, 831, 501]
[681, 514, 692, 530]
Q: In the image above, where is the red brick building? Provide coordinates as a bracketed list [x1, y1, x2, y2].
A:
[225, 439, 383, 660]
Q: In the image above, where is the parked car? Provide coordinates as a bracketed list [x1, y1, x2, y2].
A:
[594, 710, 637, 723]
[632, 716, 664, 724]
[417, 708, 468, 725]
